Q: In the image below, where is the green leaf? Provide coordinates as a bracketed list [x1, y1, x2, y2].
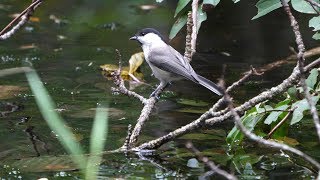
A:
[312, 32, 320, 40]
[169, 14, 188, 39]
[264, 105, 289, 125]
[174, 0, 191, 17]
[287, 86, 298, 99]
[197, 6, 207, 33]
[309, 16, 320, 31]
[203, 0, 220, 6]
[291, 96, 320, 125]
[306, 68, 319, 89]
[291, 0, 319, 14]
[252, 0, 289, 20]
[169, 6, 207, 39]
[226, 111, 265, 147]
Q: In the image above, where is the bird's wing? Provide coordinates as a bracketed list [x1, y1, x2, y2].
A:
[149, 45, 198, 83]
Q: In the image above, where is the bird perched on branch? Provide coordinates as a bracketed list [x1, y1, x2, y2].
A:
[130, 28, 223, 97]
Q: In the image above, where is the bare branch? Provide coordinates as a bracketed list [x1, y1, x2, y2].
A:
[191, 0, 199, 57]
[281, 0, 320, 142]
[184, 12, 193, 62]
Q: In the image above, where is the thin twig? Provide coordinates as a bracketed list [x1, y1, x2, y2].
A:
[0, 0, 43, 40]
[186, 142, 237, 180]
[267, 108, 295, 139]
[281, 0, 320, 142]
[209, 65, 262, 114]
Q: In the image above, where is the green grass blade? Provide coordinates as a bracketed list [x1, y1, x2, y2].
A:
[25, 70, 87, 170]
[85, 106, 108, 179]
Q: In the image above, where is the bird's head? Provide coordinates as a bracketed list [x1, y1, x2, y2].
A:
[130, 28, 167, 46]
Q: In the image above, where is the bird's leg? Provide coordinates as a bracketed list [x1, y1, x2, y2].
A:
[150, 82, 168, 98]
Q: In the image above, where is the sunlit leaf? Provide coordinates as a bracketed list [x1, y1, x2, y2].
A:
[129, 52, 144, 74]
[252, 0, 289, 20]
[203, 0, 220, 6]
[306, 68, 319, 89]
[197, 6, 207, 33]
[292, 0, 319, 14]
[312, 32, 320, 40]
[309, 16, 320, 31]
[226, 109, 265, 147]
[291, 96, 320, 125]
[174, 0, 191, 17]
[169, 14, 188, 39]
[264, 104, 289, 125]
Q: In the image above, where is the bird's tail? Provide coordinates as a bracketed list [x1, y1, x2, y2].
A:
[196, 75, 223, 96]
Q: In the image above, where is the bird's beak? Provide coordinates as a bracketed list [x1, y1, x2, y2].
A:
[129, 36, 137, 40]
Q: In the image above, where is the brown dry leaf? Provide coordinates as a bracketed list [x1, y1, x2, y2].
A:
[29, 17, 40, 22]
[100, 64, 143, 81]
[139, 5, 158, 10]
[44, 164, 71, 170]
[0, 85, 27, 99]
[129, 52, 144, 74]
[8, 13, 19, 18]
[19, 44, 37, 50]
[281, 136, 300, 146]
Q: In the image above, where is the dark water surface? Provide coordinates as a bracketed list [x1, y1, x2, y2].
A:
[0, 0, 319, 179]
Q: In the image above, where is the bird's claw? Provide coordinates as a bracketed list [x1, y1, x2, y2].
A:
[149, 90, 160, 100]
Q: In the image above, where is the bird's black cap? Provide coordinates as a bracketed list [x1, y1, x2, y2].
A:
[131, 28, 167, 43]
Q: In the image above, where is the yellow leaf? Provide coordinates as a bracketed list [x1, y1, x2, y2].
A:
[129, 52, 144, 74]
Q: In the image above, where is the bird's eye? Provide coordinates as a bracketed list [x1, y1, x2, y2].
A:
[140, 32, 146, 36]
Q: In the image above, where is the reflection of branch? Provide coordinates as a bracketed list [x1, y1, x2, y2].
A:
[243, 47, 320, 75]
[136, 58, 320, 150]
[281, 0, 320, 142]
[186, 142, 237, 180]
[0, 0, 43, 40]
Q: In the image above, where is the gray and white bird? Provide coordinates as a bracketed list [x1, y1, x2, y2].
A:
[130, 28, 223, 97]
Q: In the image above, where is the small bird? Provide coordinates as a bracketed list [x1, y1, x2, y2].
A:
[130, 28, 223, 97]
